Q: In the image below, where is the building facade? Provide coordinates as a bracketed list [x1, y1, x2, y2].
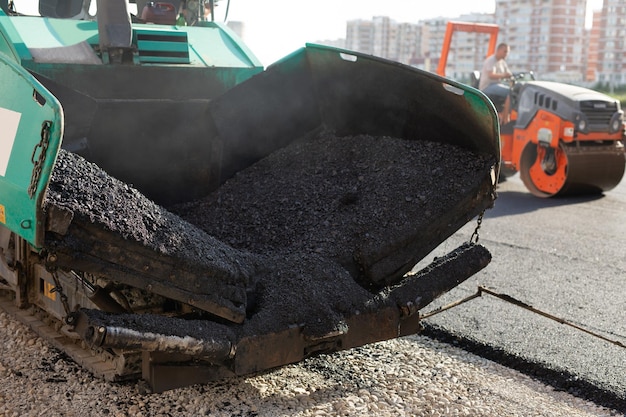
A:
[434, 13, 496, 81]
[345, 17, 421, 66]
[495, 0, 587, 83]
[586, 9, 602, 82]
[594, 0, 626, 89]
[338, 0, 626, 87]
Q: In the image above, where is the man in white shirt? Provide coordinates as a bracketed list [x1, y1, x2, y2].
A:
[479, 43, 512, 91]
[479, 43, 513, 123]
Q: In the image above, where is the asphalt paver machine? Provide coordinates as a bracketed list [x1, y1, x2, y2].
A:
[0, 1, 500, 391]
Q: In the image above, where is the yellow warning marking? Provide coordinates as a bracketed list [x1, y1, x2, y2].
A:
[0, 205, 4, 224]
[43, 281, 57, 301]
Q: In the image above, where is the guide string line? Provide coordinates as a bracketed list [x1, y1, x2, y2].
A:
[420, 285, 626, 349]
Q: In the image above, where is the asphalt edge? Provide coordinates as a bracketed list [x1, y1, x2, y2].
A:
[421, 323, 626, 414]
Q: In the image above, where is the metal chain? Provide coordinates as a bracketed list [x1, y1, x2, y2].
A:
[470, 210, 484, 244]
[50, 270, 73, 324]
[470, 166, 498, 244]
[46, 253, 76, 325]
[28, 121, 52, 198]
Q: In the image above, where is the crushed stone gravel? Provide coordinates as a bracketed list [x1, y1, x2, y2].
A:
[0, 310, 621, 417]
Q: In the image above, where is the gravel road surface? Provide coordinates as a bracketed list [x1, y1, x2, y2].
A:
[0, 308, 621, 416]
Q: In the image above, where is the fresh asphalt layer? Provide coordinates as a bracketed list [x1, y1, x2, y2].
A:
[415, 172, 626, 412]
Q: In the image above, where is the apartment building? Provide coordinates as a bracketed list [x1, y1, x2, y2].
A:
[420, 18, 447, 72]
[345, 14, 495, 79]
[495, 0, 587, 83]
[345, 18, 374, 54]
[345, 16, 421, 66]
[585, 9, 601, 82]
[430, 13, 496, 81]
[341, 0, 625, 86]
[594, 0, 626, 89]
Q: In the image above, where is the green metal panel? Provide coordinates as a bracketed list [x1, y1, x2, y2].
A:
[9, 15, 99, 47]
[0, 52, 62, 248]
[3, 13, 262, 70]
[134, 28, 190, 64]
[0, 29, 17, 61]
[183, 22, 262, 68]
[134, 23, 262, 68]
[0, 10, 29, 61]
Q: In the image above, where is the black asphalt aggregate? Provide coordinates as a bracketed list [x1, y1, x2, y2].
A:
[416, 173, 626, 412]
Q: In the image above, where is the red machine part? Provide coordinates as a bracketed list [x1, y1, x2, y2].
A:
[141, 2, 176, 25]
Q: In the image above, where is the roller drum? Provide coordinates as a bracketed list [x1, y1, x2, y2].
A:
[520, 141, 625, 197]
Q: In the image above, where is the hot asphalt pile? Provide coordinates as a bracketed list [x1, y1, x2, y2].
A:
[43, 133, 494, 339]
